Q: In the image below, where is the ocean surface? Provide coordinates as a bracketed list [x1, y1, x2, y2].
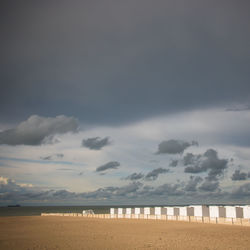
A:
[0, 206, 112, 217]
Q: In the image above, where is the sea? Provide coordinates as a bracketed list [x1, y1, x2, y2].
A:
[0, 206, 112, 217]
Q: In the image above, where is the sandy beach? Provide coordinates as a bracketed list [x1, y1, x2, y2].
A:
[0, 216, 250, 249]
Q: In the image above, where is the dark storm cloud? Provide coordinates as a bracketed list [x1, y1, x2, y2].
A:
[184, 149, 228, 180]
[184, 165, 204, 173]
[80, 182, 143, 199]
[231, 183, 250, 199]
[1, 0, 250, 125]
[124, 173, 144, 181]
[41, 154, 64, 161]
[199, 180, 219, 192]
[231, 170, 249, 181]
[156, 140, 198, 154]
[184, 176, 203, 192]
[82, 137, 111, 150]
[96, 161, 120, 172]
[203, 149, 228, 180]
[144, 168, 169, 181]
[0, 115, 78, 145]
[169, 160, 178, 167]
[151, 183, 184, 196]
[183, 153, 201, 166]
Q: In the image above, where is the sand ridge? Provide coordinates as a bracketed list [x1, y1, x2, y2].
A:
[0, 216, 250, 249]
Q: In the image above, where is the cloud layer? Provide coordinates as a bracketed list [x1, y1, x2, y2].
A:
[231, 170, 250, 181]
[157, 140, 198, 154]
[1, 173, 250, 205]
[96, 161, 120, 172]
[184, 149, 228, 181]
[0, 115, 78, 145]
[82, 137, 111, 150]
[145, 168, 169, 181]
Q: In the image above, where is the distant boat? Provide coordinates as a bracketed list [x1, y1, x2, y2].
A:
[7, 204, 21, 207]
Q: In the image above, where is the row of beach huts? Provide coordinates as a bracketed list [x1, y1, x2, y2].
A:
[41, 205, 250, 226]
[110, 205, 250, 219]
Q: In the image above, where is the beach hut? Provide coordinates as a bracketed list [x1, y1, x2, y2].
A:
[174, 207, 180, 216]
[124, 207, 132, 219]
[110, 208, 115, 215]
[126, 208, 132, 215]
[209, 206, 226, 218]
[179, 206, 194, 216]
[114, 208, 118, 215]
[225, 206, 243, 218]
[241, 205, 250, 219]
[190, 205, 210, 217]
[165, 207, 174, 216]
[118, 208, 125, 218]
[134, 207, 143, 215]
[118, 208, 125, 214]
[209, 206, 219, 218]
[144, 207, 154, 215]
[125, 208, 132, 218]
[219, 206, 226, 217]
[155, 207, 167, 215]
[131, 208, 135, 214]
[110, 208, 117, 218]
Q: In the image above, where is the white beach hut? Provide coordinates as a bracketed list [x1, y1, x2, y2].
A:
[144, 207, 154, 215]
[190, 205, 210, 217]
[118, 208, 125, 218]
[144, 207, 154, 219]
[110, 208, 115, 218]
[178, 206, 194, 216]
[241, 205, 250, 219]
[165, 207, 174, 216]
[209, 206, 219, 218]
[134, 207, 143, 218]
[174, 207, 180, 216]
[155, 207, 167, 215]
[154, 207, 167, 219]
[209, 206, 226, 218]
[135, 207, 143, 214]
[225, 206, 243, 218]
[126, 208, 132, 214]
[114, 208, 118, 217]
[125, 207, 132, 218]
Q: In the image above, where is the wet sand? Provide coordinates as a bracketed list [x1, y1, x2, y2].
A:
[0, 216, 250, 249]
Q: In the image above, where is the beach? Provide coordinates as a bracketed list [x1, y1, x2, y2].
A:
[0, 216, 250, 249]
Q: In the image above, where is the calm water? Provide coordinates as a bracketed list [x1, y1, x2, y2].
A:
[0, 206, 112, 217]
[0, 205, 157, 216]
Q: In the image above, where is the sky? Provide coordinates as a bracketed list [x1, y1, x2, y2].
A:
[0, 0, 250, 206]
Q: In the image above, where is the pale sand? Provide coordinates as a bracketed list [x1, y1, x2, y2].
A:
[0, 216, 250, 250]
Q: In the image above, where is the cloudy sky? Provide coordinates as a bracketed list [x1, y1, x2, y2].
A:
[1, 0, 250, 205]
